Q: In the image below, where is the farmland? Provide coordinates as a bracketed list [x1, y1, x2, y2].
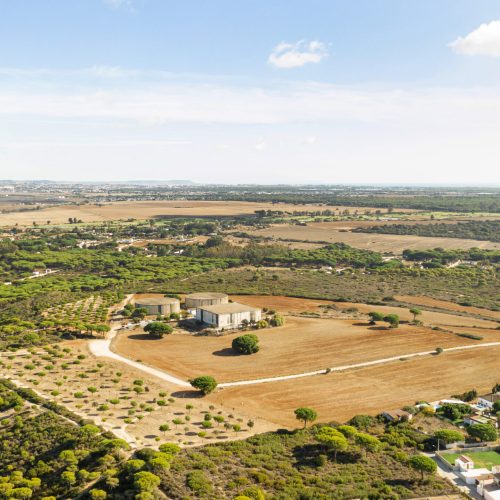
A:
[0, 200, 401, 227]
[244, 221, 500, 252]
[111, 293, 500, 428]
[208, 345, 500, 427]
[113, 296, 498, 384]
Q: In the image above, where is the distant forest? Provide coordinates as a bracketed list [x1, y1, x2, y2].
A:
[353, 220, 500, 242]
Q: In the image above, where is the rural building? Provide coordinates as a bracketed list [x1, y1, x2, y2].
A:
[476, 468, 500, 500]
[196, 302, 261, 330]
[185, 292, 228, 309]
[134, 297, 180, 316]
[478, 393, 500, 410]
[381, 409, 413, 422]
[455, 455, 474, 471]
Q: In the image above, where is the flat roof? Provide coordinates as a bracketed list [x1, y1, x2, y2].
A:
[186, 292, 228, 299]
[198, 302, 260, 315]
[135, 297, 179, 305]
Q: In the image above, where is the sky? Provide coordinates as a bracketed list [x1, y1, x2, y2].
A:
[1, 0, 500, 185]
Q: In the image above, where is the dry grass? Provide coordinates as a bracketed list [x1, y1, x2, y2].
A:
[0, 201, 400, 227]
[209, 345, 500, 426]
[113, 316, 484, 383]
[246, 222, 500, 252]
[395, 295, 500, 321]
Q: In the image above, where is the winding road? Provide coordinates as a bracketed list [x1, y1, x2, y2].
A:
[88, 324, 500, 388]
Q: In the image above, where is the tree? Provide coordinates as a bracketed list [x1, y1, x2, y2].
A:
[355, 432, 382, 454]
[433, 429, 463, 449]
[368, 312, 385, 323]
[294, 407, 317, 428]
[131, 308, 148, 320]
[315, 426, 348, 460]
[133, 471, 161, 493]
[159, 424, 170, 435]
[94, 324, 110, 337]
[383, 314, 400, 328]
[190, 376, 218, 395]
[408, 455, 437, 481]
[467, 423, 497, 442]
[144, 322, 173, 338]
[232, 334, 260, 355]
[89, 490, 107, 499]
[492, 400, 500, 413]
[409, 308, 422, 322]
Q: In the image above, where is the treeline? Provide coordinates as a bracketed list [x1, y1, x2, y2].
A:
[173, 239, 397, 269]
[354, 220, 500, 242]
[191, 192, 500, 213]
[402, 248, 500, 265]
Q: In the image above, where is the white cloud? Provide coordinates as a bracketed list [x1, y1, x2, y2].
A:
[103, 0, 134, 11]
[268, 40, 328, 68]
[303, 135, 317, 145]
[449, 20, 500, 57]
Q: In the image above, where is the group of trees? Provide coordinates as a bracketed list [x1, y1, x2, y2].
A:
[368, 311, 400, 328]
[356, 221, 500, 243]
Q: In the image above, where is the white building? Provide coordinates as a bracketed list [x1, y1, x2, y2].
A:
[196, 302, 261, 330]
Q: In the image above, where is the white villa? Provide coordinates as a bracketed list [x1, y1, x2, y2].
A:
[196, 302, 261, 330]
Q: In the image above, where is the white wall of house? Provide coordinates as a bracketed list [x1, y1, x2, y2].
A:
[196, 308, 261, 329]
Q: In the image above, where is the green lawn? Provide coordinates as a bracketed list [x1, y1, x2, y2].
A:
[443, 451, 500, 470]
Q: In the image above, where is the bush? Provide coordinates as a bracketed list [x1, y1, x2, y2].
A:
[190, 376, 218, 395]
[232, 334, 260, 355]
[144, 322, 173, 338]
[186, 470, 212, 494]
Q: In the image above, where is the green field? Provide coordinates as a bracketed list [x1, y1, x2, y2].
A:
[443, 450, 500, 470]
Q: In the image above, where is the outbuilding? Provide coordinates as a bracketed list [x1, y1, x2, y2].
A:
[185, 292, 228, 310]
[196, 302, 261, 330]
[134, 297, 180, 316]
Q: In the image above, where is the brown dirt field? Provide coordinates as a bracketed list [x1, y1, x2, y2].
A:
[230, 295, 499, 329]
[208, 345, 500, 426]
[247, 222, 500, 252]
[395, 295, 500, 321]
[113, 313, 497, 384]
[0, 201, 402, 227]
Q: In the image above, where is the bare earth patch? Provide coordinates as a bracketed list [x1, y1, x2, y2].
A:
[209, 345, 500, 426]
[0, 201, 400, 227]
[246, 222, 500, 252]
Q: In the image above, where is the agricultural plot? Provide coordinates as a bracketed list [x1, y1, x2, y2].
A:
[0, 342, 274, 448]
[114, 315, 488, 383]
[246, 221, 500, 252]
[44, 293, 120, 326]
[0, 200, 402, 227]
[209, 344, 500, 427]
[113, 294, 500, 427]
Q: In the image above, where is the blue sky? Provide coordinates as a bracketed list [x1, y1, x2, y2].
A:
[1, 0, 500, 184]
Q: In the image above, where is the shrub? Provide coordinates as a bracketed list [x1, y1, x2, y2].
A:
[190, 375, 218, 395]
[232, 334, 260, 355]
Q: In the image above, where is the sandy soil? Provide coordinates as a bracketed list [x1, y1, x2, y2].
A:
[0, 340, 276, 447]
[0, 201, 401, 227]
[209, 345, 500, 426]
[114, 293, 499, 384]
[230, 295, 499, 329]
[114, 316, 494, 384]
[246, 222, 500, 252]
[395, 295, 500, 321]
